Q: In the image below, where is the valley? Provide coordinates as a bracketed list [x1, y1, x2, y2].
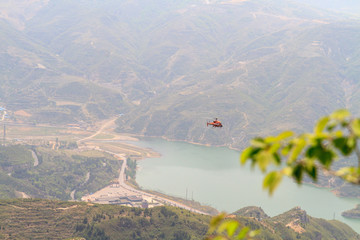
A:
[1, 0, 360, 150]
[1, 0, 360, 238]
[0, 114, 217, 215]
[2, 114, 359, 234]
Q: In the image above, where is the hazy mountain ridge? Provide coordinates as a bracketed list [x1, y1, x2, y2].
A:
[0, 0, 360, 147]
[291, 0, 360, 17]
[0, 0, 49, 30]
[114, 8, 360, 148]
[0, 18, 128, 124]
[1, 1, 360, 237]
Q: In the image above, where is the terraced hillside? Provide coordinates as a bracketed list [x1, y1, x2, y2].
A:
[0, 199, 358, 240]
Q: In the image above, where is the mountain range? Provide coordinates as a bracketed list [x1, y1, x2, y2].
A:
[1, 0, 360, 150]
[1, 0, 360, 237]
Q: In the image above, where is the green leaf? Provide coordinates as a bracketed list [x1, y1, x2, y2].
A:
[236, 226, 250, 239]
[263, 171, 283, 195]
[289, 138, 306, 163]
[282, 167, 293, 176]
[330, 109, 350, 121]
[306, 143, 335, 167]
[332, 130, 343, 138]
[226, 220, 239, 237]
[264, 136, 277, 144]
[250, 138, 266, 148]
[273, 153, 281, 165]
[348, 137, 356, 149]
[249, 229, 261, 237]
[240, 147, 253, 165]
[208, 213, 226, 234]
[218, 221, 231, 234]
[240, 147, 261, 165]
[318, 150, 335, 168]
[336, 167, 360, 183]
[336, 167, 352, 176]
[333, 137, 354, 156]
[314, 116, 330, 134]
[292, 164, 303, 184]
[256, 151, 272, 172]
[305, 162, 317, 181]
[274, 131, 294, 141]
[326, 121, 337, 132]
[305, 145, 317, 158]
[281, 144, 292, 156]
[351, 119, 360, 136]
[269, 142, 281, 154]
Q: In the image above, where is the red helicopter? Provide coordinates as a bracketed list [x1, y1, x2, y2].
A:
[207, 118, 223, 128]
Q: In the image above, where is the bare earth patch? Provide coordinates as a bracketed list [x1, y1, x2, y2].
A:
[286, 219, 306, 234]
[14, 191, 30, 199]
[14, 110, 31, 117]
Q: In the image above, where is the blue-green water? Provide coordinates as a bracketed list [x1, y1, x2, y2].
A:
[133, 138, 360, 233]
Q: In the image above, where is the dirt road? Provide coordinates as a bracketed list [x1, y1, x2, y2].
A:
[78, 117, 209, 215]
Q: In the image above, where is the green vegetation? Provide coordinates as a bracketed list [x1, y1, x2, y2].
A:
[0, 1, 360, 198]
[207, 207, 360, 240]
[1, 1, 360, 238]
[0, 199, 357, 240]
[0, 145, 33, 168]
[240, 109, 360, 195]
[125, 157, 138, 187]
[125, 158, 137, 180]
[0, 199, 210, 240]
[209, 109, 360, 239]
[0, 144, 121, 200]
[232, 206, 269, 221]
[0, 0, 359, 154]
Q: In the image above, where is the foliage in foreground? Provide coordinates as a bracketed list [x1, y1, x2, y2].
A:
[241, 109, 360, 195]
[205, 213, 259, 240]
[210, 109, 360, 239]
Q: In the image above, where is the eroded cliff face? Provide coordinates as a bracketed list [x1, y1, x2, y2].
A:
[283, 207, 309, 234]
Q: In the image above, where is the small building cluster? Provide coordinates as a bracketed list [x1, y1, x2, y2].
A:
[92, 195, 153, 208]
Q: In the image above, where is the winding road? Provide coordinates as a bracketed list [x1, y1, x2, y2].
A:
[79, 117, 209, 215]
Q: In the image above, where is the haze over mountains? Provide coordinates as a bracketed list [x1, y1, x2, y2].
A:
[1, 0, 360, 149]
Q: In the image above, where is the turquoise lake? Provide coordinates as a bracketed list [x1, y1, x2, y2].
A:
[133, 138, 360, 233]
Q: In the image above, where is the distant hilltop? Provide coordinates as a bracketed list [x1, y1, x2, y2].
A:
[0, 199, 358, 239]
[342, 204, 360, 219]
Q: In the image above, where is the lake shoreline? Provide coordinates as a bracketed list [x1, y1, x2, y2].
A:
[135, 135, 360, 201]
[134, 138, 360, 233]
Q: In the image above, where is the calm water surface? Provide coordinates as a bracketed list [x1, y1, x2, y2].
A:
[133, 138, 360, 233]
